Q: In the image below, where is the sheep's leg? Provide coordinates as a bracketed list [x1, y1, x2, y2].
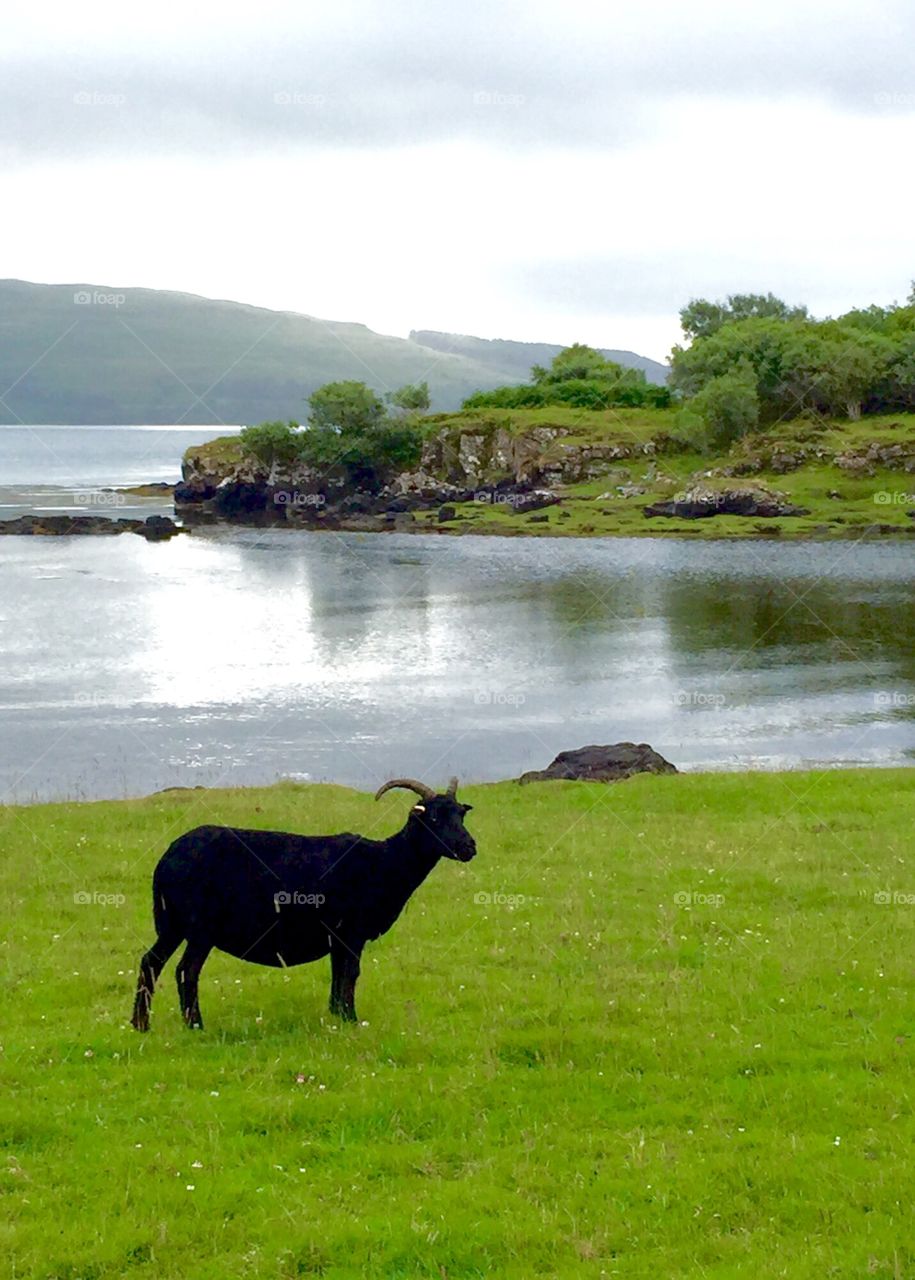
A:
[175, 939, 212, 1029]
[329, 939, 362, 1023]
[131, 930, 182, 1032]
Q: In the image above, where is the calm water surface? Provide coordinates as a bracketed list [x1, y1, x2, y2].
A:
[1, 426, 914, 801]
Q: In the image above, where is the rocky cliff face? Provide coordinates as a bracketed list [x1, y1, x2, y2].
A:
[175, 422, 660, 529]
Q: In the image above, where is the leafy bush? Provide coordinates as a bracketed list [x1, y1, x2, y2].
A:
[463, 345, 671, 411]
[238, 420, 304, 469]
[308, 381, 386, 434]
[691, 360, 762, 450]
[386, 381, 431, 415]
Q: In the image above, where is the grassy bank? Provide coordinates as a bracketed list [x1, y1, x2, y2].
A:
[3, 771, 915, 1277]
[187, 409, 915, 540]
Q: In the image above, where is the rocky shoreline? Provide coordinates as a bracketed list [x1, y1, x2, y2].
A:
[0, 514, 183, 540]
[7, 416, 915, 539]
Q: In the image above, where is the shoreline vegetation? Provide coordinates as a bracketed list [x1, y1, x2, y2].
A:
[5, 769, 915, 1276]
[177, 405, 915, 541]
[172, 289, 915, 541]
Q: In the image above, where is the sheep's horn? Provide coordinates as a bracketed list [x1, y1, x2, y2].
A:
[375, 778, 437, 802]
[446, 776, 459, 797]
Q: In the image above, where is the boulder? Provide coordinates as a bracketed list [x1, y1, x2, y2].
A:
[518, 742, 678, 784]
[0, 514, 183, 539]
[644, 486, 810, 520]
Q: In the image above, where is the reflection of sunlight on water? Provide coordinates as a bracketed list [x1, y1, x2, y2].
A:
[4, 527, 915, 800]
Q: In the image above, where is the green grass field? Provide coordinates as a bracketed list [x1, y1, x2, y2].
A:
[3, 772, 915, 1277]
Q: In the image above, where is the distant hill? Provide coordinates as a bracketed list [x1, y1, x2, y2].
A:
[408, 330, 669, 386]
[0, 280, 667, 424]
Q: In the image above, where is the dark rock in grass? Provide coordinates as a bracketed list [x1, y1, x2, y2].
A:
[644, 486, 810, 520]
[438, 504, 457, 523]
[528, 514, 550, 523]
[519, 742, 678, 784]
[510, 490, 561, 515]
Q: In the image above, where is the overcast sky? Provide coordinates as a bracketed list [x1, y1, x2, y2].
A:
[2, 0, 913, 361]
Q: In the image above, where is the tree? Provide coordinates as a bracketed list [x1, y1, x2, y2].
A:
[679, 292, 808, 342]
[238, 420, 304, 476]
[386, 381, 431, 415]
[684, 361, 759, 450]
[301, 380, 423, 490]
[530, 343, 637, 386]
[307, 381, 386, 434]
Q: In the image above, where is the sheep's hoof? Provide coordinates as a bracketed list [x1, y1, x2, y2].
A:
[131, 1017, 149, 1032]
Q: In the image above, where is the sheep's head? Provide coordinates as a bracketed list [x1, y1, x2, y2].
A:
[375, 776, 477, 862]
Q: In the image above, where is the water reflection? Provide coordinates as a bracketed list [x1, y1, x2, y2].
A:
[1, 530, 914, 801]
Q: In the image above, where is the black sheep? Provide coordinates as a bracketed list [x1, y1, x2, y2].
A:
[130, 777, 476, 1030]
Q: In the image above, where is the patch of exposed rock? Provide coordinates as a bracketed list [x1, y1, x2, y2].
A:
[643, 485, 810, 520]
[0, 514, 183, 539]
[519, 742, 678, 784]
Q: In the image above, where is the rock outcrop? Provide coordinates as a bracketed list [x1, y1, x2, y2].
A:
[0, 514, 183, 539]
[176, 427, 571, 530]
[519, 742, 678, 784]
[643, 486, 810, 520]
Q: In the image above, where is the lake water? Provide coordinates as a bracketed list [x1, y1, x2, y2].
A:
[1, 427, 915, 802]
[0, 424, 238, 518]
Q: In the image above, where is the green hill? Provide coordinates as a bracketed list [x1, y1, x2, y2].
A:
[0, 280, 502, 425]
[0, 280, 667, 425]
[409, 328, 669, 385]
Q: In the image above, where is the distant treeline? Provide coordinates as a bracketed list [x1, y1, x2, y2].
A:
[669, 289, 915, 448]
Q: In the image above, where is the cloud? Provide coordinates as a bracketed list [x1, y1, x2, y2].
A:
[2, 0, 914, 164]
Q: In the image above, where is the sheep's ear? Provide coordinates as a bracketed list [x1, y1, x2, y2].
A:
[412, 804, 426, 813]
